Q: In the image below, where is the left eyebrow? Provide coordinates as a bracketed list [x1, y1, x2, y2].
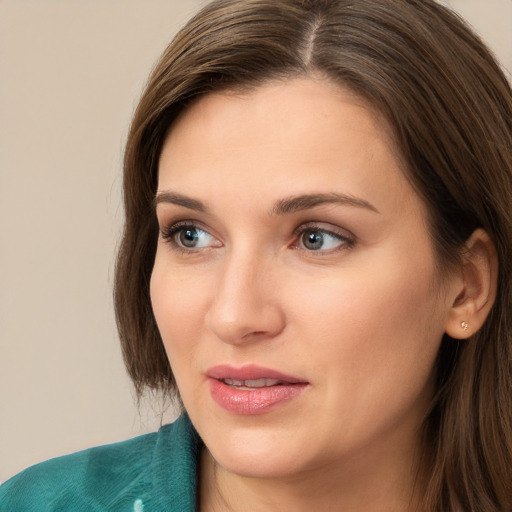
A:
[271, 193, 380, 215]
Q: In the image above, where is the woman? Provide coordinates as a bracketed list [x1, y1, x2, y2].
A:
[1, 0, 511, 510]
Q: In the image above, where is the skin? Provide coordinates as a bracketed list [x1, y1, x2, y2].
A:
[150, 78, 464, 511]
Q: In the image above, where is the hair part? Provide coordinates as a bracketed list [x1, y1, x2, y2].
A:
[115, 1, 512, 509]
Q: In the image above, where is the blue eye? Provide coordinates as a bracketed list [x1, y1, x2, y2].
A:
[299, 228, 349, 251]
[162, 223, 218, 249]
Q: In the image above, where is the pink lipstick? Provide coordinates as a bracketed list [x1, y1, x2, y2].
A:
[206, 365, 308, 415]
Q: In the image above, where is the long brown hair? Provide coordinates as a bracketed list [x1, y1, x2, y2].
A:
[114, 1, 512, 509]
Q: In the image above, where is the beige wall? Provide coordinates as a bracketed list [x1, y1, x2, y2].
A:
[0, 0, 510, 482]
[0, 0, 204, 482]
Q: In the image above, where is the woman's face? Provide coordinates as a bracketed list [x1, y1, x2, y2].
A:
[151, 78, 457, 480]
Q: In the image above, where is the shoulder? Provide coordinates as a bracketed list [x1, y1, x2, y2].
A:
[0, 415, 201, 512]
[0, 429, 159, 512]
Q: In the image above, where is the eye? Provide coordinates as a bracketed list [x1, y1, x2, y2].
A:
[297, 226, 354, 252]
[161, 222, 220, 250]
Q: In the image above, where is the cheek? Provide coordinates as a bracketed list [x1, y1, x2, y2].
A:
[150, 258, 211, 355]
[288, 252, 446, 387]
[150, 261, 215, 408]
[284, 259, 446, 449]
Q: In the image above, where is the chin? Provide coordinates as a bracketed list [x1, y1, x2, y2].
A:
[203, 424, 315, 479]
[213, 448, 302, 480]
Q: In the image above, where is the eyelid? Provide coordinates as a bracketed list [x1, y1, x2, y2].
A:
[293, 221, 355, 239]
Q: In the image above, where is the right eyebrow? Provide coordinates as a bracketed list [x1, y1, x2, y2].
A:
[154, 191, 207, 212]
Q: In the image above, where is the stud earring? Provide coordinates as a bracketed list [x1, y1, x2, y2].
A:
[461, 321, 469, 331]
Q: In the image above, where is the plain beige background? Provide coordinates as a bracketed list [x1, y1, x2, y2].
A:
[1, 0, 511, 483]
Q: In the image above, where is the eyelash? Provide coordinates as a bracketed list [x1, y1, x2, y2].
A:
[159, 220, 355, 254]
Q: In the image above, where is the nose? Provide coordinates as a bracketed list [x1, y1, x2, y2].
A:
[204, 250, 286, 345]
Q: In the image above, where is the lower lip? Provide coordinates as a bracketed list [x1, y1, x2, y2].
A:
[208, 378, 307, 415]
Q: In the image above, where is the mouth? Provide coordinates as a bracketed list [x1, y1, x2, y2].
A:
[206, 365, 309, 415]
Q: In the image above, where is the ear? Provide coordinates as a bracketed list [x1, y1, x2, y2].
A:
[445, 229, 498, 340]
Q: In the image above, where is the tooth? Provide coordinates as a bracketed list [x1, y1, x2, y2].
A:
[224, 379, 244, 386]
[222, 378, 284, 388]
[244, 379, 264, 388]
[244, 379, 281, 388]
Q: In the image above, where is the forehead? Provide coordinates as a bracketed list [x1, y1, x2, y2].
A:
[165, 78, 391, 155]
[157, 77, 420, 219]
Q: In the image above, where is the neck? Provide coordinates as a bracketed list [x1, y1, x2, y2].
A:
[199, 441, 427, 512]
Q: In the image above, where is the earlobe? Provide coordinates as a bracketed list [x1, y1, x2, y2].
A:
[444, 229, 498, 340]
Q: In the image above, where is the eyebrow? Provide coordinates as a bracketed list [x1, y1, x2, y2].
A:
[154, 191, 207, 212]
[154, 190, 379, 215]
[271, 193, 379, 215]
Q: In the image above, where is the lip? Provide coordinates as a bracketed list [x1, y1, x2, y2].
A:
[207, 364, 306, 383]
[206, 364, 309, 415]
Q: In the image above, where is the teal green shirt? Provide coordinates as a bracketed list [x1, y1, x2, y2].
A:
[0, 415, 201, 511]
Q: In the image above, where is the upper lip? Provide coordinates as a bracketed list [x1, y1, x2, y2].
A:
[206, 364, 308, 384]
